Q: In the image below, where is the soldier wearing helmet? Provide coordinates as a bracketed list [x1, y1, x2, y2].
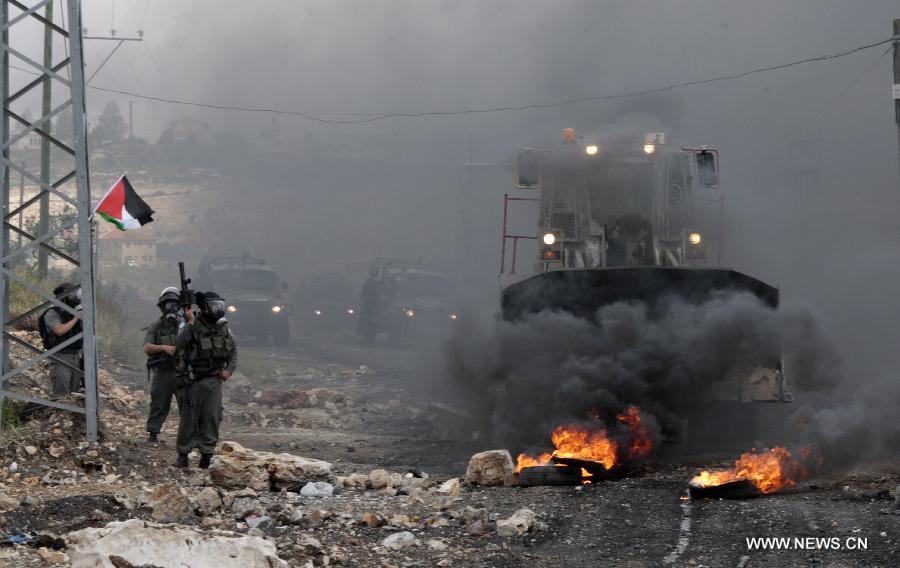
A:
[173, 290, 237, 469]
[40, 282, 83, 399]
[142, 286, 184, 444]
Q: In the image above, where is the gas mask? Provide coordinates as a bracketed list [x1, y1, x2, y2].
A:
[63, 288, 81, 307]
[160, 300, 181, 324]
[204, 299, 227, 323]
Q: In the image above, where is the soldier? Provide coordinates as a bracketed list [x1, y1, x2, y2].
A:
[41, 283, 83, 400]
[173, 291, 237, 469]
[143, 287, 183, 445]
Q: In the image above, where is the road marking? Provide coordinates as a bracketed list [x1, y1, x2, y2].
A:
[663, 490, 692, 565]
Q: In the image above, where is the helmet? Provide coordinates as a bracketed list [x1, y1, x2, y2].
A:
[158, 286, 180, 305]
[54, 282, 81, 307]
[197, 291, 227, 320]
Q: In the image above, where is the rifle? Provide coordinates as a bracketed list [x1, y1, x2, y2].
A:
[178, 261, 195, 309]
[175, 262, 196, 417]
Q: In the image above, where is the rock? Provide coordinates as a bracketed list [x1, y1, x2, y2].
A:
[210, 441, 332, 491]
[467, 520, 486, 535]
[67, 519, 287, 568]
[381, 531, 418, 550]
[437, 559, 452, 567]
[0, 490, 21, 512]
[361, 512, 384, 528]
[496, 508, 536, 537]
[437, 478, 461, 497]
[37, 546, 69, 565]
[368, 469, 390, 490]
[464, 450, 516, 486]
[300, 481, 334, 498]
[425, 539, 448, 551]
[894, 484, 900, 506]
[146, 483, 194, 523]
[24, 445, 38, 456]
[231, 497, 263, 519]
[48, 443, 66, 458]
[193, 487, 223, 516]
[202, 517, 224, 527]
[343, 473, 369, 490]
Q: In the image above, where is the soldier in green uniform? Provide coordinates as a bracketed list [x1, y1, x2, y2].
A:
[142, 287, 183, 444]
[173, 291, 237, 469]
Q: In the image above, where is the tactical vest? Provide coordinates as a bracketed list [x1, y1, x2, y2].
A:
[45, 308, 83, 352]
[147, 318, 180, 370]
[188, 318, 235, 376]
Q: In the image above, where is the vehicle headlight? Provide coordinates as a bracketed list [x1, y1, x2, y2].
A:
[688, 232, 702, 246]
[313, 309, 322, 316]
[449, 313, 459, 320]
[585, 144, 599, 156]
[405, 308, 415, 318]
[542, 232, 556, 246]
[347, 308, 355, 315]
[271, 305, 283, 313]
[643, 143, 656, 154]
[226, 305, 237, 313]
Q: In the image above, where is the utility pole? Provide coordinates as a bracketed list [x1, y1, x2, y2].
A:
[37, 0, 52, 278]
[893, 19, 900, 179]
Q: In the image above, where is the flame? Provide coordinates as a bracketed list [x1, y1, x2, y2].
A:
[515, 452, 553, 473]
[550, 425, 618, 469]
[516, 406, 655, 478]
[690, 447, 814, 494]
[616, 406, 653, 460]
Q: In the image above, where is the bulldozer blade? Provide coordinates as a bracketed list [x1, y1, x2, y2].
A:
[502, 267, 778, 321]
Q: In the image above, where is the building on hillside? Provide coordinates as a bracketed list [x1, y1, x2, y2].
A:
[12, 129, 42, 150]
[100, 229, 157, 267]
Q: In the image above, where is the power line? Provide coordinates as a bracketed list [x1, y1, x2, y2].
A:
[86, 34, 899, 124]
[815, 45, 892, 117]
[10, 34, 898, 125]
[138, 0, 150, 32]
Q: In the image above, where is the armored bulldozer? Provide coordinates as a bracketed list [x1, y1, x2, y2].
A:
[500, 131, 791, 446]
[196, 255, 291, 346]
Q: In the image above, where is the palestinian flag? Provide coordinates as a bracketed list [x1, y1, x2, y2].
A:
[93, 174, 154, 231]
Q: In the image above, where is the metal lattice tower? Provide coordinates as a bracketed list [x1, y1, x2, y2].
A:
[0, 0, 98, 440]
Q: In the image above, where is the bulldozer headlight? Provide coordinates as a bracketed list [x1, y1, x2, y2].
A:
[585, 144, 599, 156]
[542, 232, 556, 246]
[449, 313, 459, 321]
[688, 232, 702, 246]
[347, 308, 355, 315]
[405, 308, 415, 318]
[226, 305, 237, 313]
[314, 309, 322, 316]
[643, 143, 656, 154]
[271, 305, 283, 314]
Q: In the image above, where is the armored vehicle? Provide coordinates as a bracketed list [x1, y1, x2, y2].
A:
[357, 259, 459, 345]
[196, 256, 290, 346]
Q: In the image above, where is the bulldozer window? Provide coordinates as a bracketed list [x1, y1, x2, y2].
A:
[516, 149, 541, 188]
[695, 150, 719, 188]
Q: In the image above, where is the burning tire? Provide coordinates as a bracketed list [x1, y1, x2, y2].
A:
[516, 465, 582, 487]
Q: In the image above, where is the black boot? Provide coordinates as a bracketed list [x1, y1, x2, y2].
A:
[147, 432, 159, 444]
[173, 453, 188, 468]
[198, 454, 212, 469]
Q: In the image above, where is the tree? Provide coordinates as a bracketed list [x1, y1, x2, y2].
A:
[90, 101, 127, 145]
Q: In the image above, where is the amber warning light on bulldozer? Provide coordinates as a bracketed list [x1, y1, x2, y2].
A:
[541, 249, 561, 261]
